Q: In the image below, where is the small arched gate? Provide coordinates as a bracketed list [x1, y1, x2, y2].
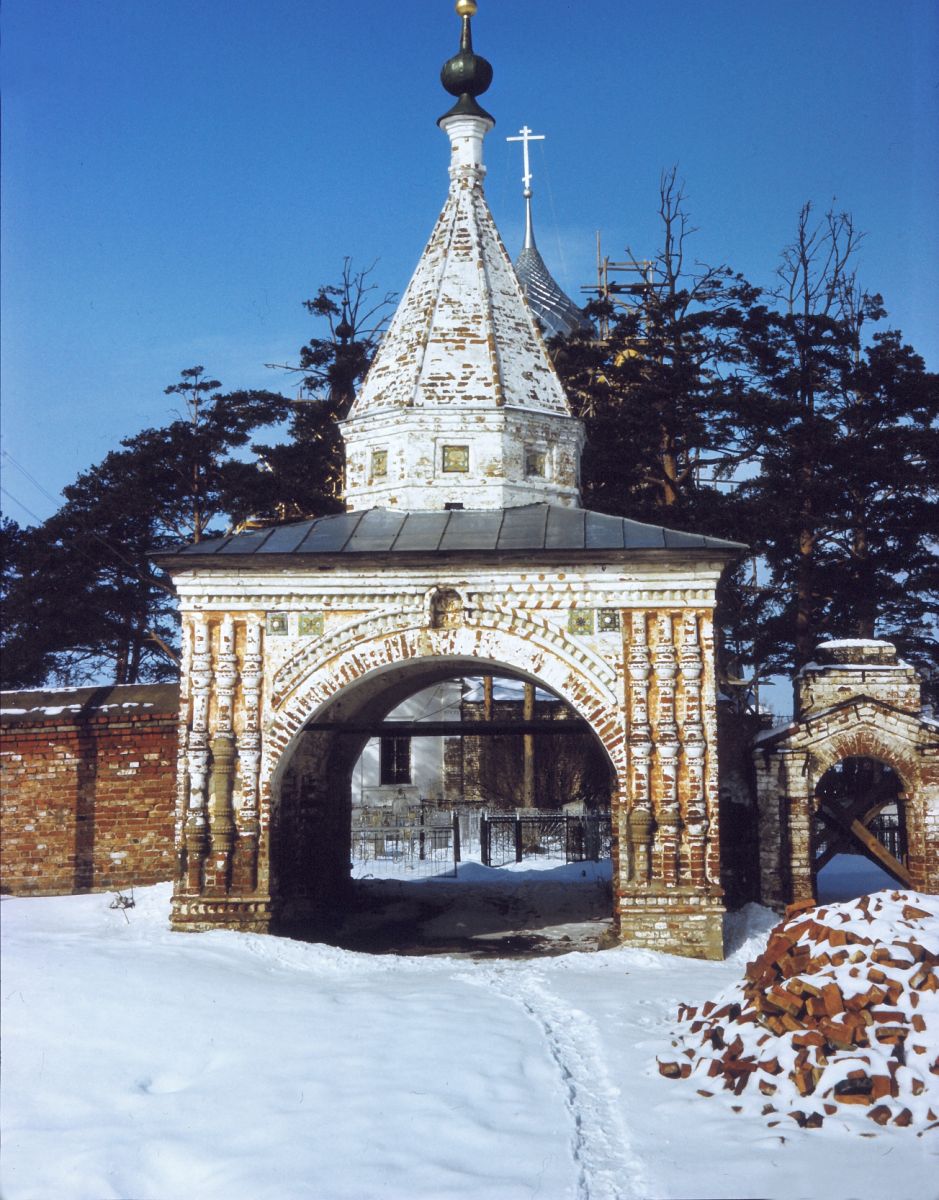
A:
[753, 641, 938, 907]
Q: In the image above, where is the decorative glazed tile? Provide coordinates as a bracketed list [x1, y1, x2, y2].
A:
[298, 612, 325, 638]
[441, 444, 469, 473]
[266, 613, 289, 636]
[371, 449, 388, 478]
[525, 448, 547, 477]
[568, 609, 595, 636]
[597, 609, 621, 632]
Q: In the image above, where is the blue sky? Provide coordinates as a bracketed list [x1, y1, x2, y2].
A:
[2, 0, 937, 524]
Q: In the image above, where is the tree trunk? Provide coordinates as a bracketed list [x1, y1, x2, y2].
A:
[851, 494, 876, 638]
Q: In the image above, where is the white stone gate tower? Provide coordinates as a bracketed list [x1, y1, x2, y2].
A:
[161, 1, 744, 958]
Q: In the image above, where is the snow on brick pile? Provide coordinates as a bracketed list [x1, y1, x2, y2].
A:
[658, 891, 939, 1133]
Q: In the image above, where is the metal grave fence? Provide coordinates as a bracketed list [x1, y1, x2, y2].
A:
[351, 805, 458, 878]
[479, 810, 611, 868]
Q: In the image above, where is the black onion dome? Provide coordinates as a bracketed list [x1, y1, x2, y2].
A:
[438, 0, 495, 125]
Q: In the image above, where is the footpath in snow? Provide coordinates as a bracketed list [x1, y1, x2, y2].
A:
[2, 866, 937, 1200]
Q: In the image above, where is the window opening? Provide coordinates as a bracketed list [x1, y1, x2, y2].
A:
[525, 448, 547, 477]
[379, 735, 412, 785]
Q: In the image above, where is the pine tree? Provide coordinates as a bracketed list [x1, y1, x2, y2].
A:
[553, 171, 765, 707]
[555, 170, 759, 531]
[737, 205, 939, 692]
[142, 367, 292, 541]
[1, 452, 178, 686]
[1, 517, 59, 687]
[254, 259, 396, 520]
[821, 330, 939, 686]
[0, 371, 291, 688]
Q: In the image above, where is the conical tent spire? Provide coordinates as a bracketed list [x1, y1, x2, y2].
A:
[342, 2, 584, 513]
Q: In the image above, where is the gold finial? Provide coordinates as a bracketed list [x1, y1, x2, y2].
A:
[455, 0, 478, 16]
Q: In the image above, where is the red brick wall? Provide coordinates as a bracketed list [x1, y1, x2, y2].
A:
[1, 686, 179, 895]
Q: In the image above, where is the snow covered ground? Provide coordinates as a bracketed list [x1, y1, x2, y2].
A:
[3, 866, 936, 1200]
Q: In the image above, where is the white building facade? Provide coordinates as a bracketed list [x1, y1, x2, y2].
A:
[161, 2, 744, 958]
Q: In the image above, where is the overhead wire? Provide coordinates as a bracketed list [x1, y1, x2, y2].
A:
[1, 449, 60, 508]
[0, 486, 47, 526]
[537, 138, 573, 295]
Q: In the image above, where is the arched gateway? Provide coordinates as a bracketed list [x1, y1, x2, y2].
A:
[753, 640, 939, 907]
[159, 2, 744, 959]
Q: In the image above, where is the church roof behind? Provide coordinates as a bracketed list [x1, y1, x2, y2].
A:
[515, 244, 589, 340]
[165, 505, 745, 563]
[506, 123, 588, 341]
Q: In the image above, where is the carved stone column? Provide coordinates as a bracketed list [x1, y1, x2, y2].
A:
[204, 615, 237, 895]
[206, 732, 236, 895]
[698, 612, 723, 888]
[679, 612, 708, 887]
[174, 618, 193, 885]
[626, 611, 654, 883]
[184, 615, 211, 892]
[653, 613, 680, 885]
[232, 615, 263, 893]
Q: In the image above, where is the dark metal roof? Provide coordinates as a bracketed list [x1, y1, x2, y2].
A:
[162, 505, 746, 565]
[515, 245, 590, 340]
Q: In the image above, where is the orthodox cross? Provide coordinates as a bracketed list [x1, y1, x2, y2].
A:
[506, 125, 545, 197]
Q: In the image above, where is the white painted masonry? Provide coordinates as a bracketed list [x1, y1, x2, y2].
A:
[163, 7, 742, 957]
[341, 112, 583, 513]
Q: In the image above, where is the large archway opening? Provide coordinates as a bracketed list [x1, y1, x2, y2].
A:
[813, 756, 911, 902]
[269, 655, 616, 955]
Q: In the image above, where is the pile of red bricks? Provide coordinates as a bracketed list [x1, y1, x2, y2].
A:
[658, 891, 939, 1132]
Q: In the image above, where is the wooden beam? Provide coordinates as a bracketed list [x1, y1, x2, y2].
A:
[482, 675, 493, 721]
[814, 797, 893, 873]
[816, 803, 912, 886]
[814, 831, 853, 874]
[303, 719, 590, 737]
[847, 817, 913, 886]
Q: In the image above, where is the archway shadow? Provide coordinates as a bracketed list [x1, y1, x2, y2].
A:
[282, 860, 614, 958]
[271, 655, 618, 957]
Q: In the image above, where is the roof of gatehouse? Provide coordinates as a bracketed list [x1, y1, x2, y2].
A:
[161, 504, 745, 566]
